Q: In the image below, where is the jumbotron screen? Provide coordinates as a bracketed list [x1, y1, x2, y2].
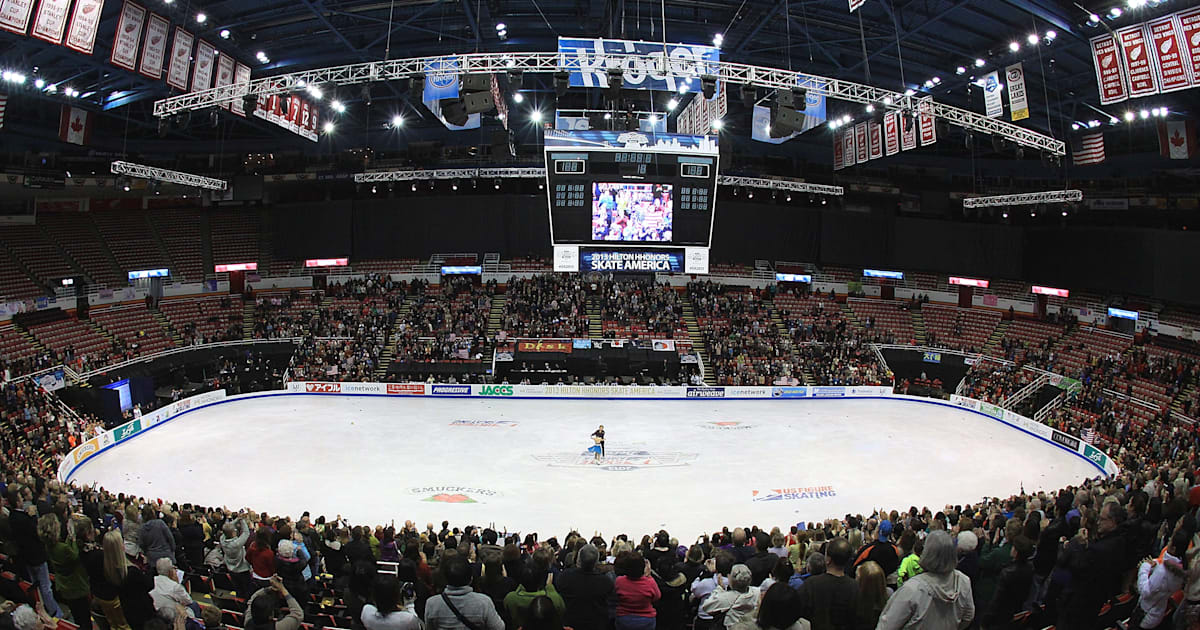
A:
[545, 130, 718, 247]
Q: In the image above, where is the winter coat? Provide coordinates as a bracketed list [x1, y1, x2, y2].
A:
[220, 518, 251, 573]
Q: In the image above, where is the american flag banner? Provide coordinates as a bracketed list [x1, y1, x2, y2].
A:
[1081, 428, 1096, 443]
[1072, 132, 1106, 165]
[849, 0, 867, 12]
[0, 93, 6, 130]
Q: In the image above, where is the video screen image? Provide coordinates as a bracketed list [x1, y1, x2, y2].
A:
[591, 183, 673, 242]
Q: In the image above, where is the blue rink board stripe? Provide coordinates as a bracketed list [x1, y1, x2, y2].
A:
[65, 392, 1108, 482]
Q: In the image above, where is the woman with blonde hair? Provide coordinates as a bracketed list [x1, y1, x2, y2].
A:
[853, 561, 889, 630]
[101, 529, 155, 630]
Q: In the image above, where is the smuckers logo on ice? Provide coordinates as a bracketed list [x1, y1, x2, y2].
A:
[431, 385, 471, 395]
[450, 420, 518, 428]
[772, 387, 808, 398]
[752, 486, 837, 501]
[686, 387, 725, 398]
[533, 449, 699, 471]
[812, 387, 845, 398]
[700, 421, 755, 430]
[408, 486, 502, 504]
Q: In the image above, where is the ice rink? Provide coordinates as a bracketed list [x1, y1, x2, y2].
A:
[70, 395, 1101, 539]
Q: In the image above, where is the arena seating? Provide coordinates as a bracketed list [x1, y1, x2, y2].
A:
[210, 210, 261, 271]
[0, 224, 79, 290]
[25, 317, 115, 367]
[921, 304, 1001, 352]
[148, 209, 206, 282]
[846, 298, 915, 344]
[90, 210, 172, 280]
[89, 305, 176, 355]
[36, 212, 125, 288]
[158, 296, 244, 344]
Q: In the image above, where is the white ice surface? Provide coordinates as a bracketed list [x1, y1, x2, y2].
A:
[70, 396, 1100, 540]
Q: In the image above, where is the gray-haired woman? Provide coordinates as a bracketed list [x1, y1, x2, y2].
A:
[875, 531, 974, 630]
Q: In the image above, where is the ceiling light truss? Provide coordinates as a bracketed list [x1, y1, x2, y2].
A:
[353, 167, 547, 183]
[152, 53, 1064, 156]
[962, 189, 1082, 208]
[718, 176, 844, 196]
[110, 160, 228, 190]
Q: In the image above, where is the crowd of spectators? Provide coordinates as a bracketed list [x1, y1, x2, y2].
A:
[598, 280, 685, 339]
[959, 362, 1039, 406]
[689, 282, 791, 386]
[499, 275, 589, 340]
[393, 277, 492, 365]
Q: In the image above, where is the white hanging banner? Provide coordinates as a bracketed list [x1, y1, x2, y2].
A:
[30, 0, 72, 43]
[231, 62, 250, 117]
[884, 111, 900, 156]
[1005, 63, 1029, 121]
[63, 0, 103, 54]
[848, 0, 866, 12]
[165, 27, 192, 90]
[982, 70, 1003, 118]
[918, 97, 936, 146]
[900, 112, 916, 151]
[191, 39, 216, 92]
[109, 0, 145, 71]
[138, 13, 168, 79]
[842, 125, 856, 166]
[1117, 23, 1160, 98]
[1180, 7, 1200, 90]
[214, 53, 234, 110]
[0, 0, 35, 35]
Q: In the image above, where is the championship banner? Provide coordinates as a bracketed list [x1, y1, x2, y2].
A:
[0, 0, 34, 34]
[884, 111, 899, 155]
[1091, 34, 1129, 105]
[918, 97, 936, 146]
[191, 39, 215, 93]
[64, 0, 103, 54]
[138, 13, 168, 79]
[214, 53, 234, 109]
[231, 62, 250, 117]
[832, 129, 845, 170]
[1005, 64, 1029, 121]
[842, 125, 855, 166]
[109, 1, 146, 71]
[31, 0, 72, 43]
[854, 122, 868, 163]
[900, 112, 916, 151]
[253, 91, 318, 141]
[557, 37, 720, 94]
[868, 119, 883, 160]
[165, 27, 192, 90]
[981, 70, 1004, 118]
[517, 340, 573, 354]
[1117, 24, 1160, 98]
[1180, 8, 1200, 88]
[1148, 14, 1192, 93]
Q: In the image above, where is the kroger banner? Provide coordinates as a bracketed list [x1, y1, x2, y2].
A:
[555, 113, 590, 130]
[421, 56, 480, 130]
[557, 38, 720, 94]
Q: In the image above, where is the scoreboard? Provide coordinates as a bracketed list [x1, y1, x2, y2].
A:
[544, 130, 719, 247]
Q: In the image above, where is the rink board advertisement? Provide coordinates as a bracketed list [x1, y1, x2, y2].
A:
[59, 383, 1118, 483]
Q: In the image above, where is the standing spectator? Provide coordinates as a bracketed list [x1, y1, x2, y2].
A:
[652, 557, 689, 630]
[731, 583, 809, 630]
[220, 517, 253, 597]
[1056, 502, 1127, 630]
[981, 536, 1034, 629]
[614, 552, 661, 630]
[1132, 529, 1187, 630]
[246, 576, 303, 630]
[795, 538, 858, 630]
[7, 487, 63, 618]
[746, 538, 777, 587]
[700, 565, 759, 629]
[361, 574, 421, 630]
[852, 520, 900, 585]
[139, 505, 176, 571]
[876, 530, 974, 630]
[896, 534, 922, 588]
[557, 544, 614, 630]
[177, 511, 205, 570]
[83, 526, 127, 630]
[691, 552, 734, 630]
[41, 514, 91, 630]
[853, 561, 888, 630]
[247, 527, 277, 590]
[424, 555, 505, 630]
[103, 530, 155, 630]
[522, 596, 566, 630]
[504, 559, 565, 629]
[275, 540, 310, 607]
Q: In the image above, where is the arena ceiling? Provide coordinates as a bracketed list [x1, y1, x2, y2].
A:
[0, 0, 1195, 152]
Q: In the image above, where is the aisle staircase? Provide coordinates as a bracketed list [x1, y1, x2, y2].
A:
[241, 300, 256, 339]
[586, 296, 603, 339]
[1171, 382, 1198, 420]
[681, 296, 717, 386]
[150, 306, 183, 345]
[374, 295, 412, 379]
[486, 294, 506, 341]
[982, 320, 1011, 356]
[910, 309, 928, 345]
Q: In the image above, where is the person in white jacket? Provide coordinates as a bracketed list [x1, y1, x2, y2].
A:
[701, 565, 761, 629]
[875, 531, 974, 630]
[1134, 530, 1187, 630]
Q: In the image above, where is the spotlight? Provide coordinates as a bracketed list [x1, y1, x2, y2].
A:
[747, 190, 753, 199]
[1110, 7, 1122, 17]
[1008, 41, 1020, 52]
[512, 92, 524, 103]
[786, 194, 791, 202]
[530, 110, 543, 123]
[1124, 111, 1135, 122]
[391, 114, 404, 128]
[712, 33, 723, 47]
[865, 104, 875, 113]
[1089, 13, 1100, 23]
[1140, 109, 1149, 119]
[1045, 30, 1056, 40]
[495, 22, 506, 31]
[411, 183, 417, 192]
[904, 88, 915, 96]
[956, 66, 966, 75]
[667, 98, 678, 111]
[975, 58, 986, 67]
[452, 180, 459, 191]
[1002, 212, 1009, 219]
[1062, 209, 1068, 217]
[371, 185, 377, 194]
[1071, 123, 1080, 131]
[331, 100, 345, 113]
[195, 12, 206, 22]
[932, 77, 941, 84]
[219, 29, 230, 39]
[1027, 33, 1039, 45]
[494, 179, 501, 190]
[34, 78, 44, 89]
[649, 115, 659, 124]
[323, 121, 334, 133]
[1161, 107, 1169, 116]
[711, 118, 723, 131]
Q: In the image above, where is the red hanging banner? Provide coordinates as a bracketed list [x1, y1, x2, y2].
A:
[166, 27, 192, 90]
[1090, 33, 1129, 105]
[1116, 24, 1160, 98]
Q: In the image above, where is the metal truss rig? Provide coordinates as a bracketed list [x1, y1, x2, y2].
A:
[153, 53, 1066, 157]
[355, 168, 843, 196]
[111, 160, 228, 190]
[962, 189, 1083, 208]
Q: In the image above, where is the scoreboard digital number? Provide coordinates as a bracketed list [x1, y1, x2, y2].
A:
[544, 130, 719, 247]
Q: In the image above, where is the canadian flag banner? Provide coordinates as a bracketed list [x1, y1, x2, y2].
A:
[1148, 15, 1191, 92]
[58, 105, 90, 145]
[884, 111, 899, 156]
[214, 53, 234, 110]
[109, 0, 146, 71]
[64, 0, 104, 54]
[832, 129, 845, 171]
[1159, 120, 1197, 159]
[138, 13, 169, 79]
[0, 0, 35, 34]
[31, 0, 72, 44]
[1117, 24, 1160, 98]
[165, 27, 193, 90]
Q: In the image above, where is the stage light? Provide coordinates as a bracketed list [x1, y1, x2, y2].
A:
[34, 78, 43, 89]
[331, 100, 345, 113]
[411, 183, 417, 192]
[512, 92, 524, 103]
[1071, 123, 1079, 131]
[220, 29, 230, 39]
[391, 115, 404, 128]
[649, 115, 659, 124]
[865, 104, 875, 113]
[1008, 41, 1020, 52]
[956, 66, 966, 75]
[1140, 109, 1149, 119]
[882, 96, 893, 106]
[323, 121, 334, 134]
[195, 12, 206, 22]
[1089, 13, 1100, 23]
[1045, 30, 1056, 40]
[1002, 211, 1009, 219]
[494, 179, 501, 190]
[841, 115, 851, 124]
[371, 185, 377, 194]
[1110, 7, 1122, 17]
[711, 118, 723, 131]
[530, 109, 543, 123]
[1027, 33, 1039, 45]
[932, 76, 941, 84]
[904, 88, 915, 96]
[975, 59, 986, 68]
[1161, 107, 1169, 116]
[923, 80, 934, 89]
[604, 112, 612, 120]
[1124, 111, 1135, 121]
[712, 33, 723, 47]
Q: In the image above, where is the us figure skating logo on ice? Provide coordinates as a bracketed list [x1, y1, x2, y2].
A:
[449, 420, 518, 428]
[700, 421, 755, 430]
[534, 449, 699, 471]
[752, 486, 837, 501]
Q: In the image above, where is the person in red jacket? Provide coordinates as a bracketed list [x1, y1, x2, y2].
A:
[247, 526, 277, 590]
[615, 551, 661, 630]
